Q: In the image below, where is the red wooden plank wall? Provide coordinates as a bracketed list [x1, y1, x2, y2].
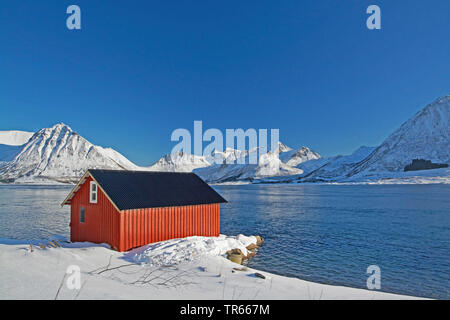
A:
[70, 176, 121, 250]
[118, 203, 220, 252]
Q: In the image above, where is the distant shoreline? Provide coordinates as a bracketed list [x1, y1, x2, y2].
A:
[2, 176, 449, 187]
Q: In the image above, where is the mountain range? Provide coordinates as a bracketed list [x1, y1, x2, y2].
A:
[1, 96, 449, 184]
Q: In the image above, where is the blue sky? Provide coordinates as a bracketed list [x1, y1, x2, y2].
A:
[1, 1, 449, 165]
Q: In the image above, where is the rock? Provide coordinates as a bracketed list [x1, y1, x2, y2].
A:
[226, 237, 265, 263]
[227, 248, 249, 258]
[255, 236, 264, 246]
[52, 240, 61, 248]
[47, 242, 56, 248]
[404, 159, 448, 172]
[227, 253, 243, 265]
[233, 267, 248, 272]
[227, 248, 244, 256]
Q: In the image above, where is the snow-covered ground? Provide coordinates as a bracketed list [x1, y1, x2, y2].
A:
[0, 235, 421, 300]
[342, 167, 450, 184]
[296, 167, 450, 185]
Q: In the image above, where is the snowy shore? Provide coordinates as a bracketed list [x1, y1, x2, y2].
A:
[0, 235, 422, 300]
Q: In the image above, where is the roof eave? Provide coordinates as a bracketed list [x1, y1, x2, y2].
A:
[61, 170, 122, 212]
[60, 170, 90, 207]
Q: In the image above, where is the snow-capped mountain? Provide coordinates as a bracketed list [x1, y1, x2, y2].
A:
[0, 123, 140, 183]
[147, 152, 211, 172]
[147, 147, 256, 174]
[300, 146, 376, 182]
[276, 142, 292, 153]
[346, 96, 450, 179]
[279, 146, 321, 167]
[210, 142, 290, 165]
[194, 142, 319, 183]
[298, 96, 450, 182]
[1, 95, 448, 184]
[207, 147, 248, 164]
[0, 130, 34, 146]
[149, 142, 305, 181]
[0, 130, 35, 162]
[195, 149, 304, 183]
[249, 151, 304, 179]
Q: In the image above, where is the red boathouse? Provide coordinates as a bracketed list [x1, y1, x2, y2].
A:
[61, 169, 227, 252]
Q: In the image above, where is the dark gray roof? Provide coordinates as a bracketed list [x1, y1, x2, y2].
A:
[88, 169, 227, 210]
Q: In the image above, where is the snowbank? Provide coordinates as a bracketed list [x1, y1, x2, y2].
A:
[0, 235, 423, 300]
[124, 234, 257, 266]
[0, 130, 33, 146]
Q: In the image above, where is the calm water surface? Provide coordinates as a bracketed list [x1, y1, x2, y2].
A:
[0, 184, 449, 299]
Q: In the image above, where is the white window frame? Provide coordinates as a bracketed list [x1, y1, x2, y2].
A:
[90, 181, 98, 204]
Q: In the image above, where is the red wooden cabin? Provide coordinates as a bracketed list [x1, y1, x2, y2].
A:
[62, 169, 227, 252]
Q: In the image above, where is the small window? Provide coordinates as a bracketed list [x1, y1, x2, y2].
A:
[90, 181, 98, 203]
[80, 207, 85, 223]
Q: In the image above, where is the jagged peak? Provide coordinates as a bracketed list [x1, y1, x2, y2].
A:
[419, 95, 450, 115]
[295, 146, 319, 155]
[276, 142, 292, 152]
[393, 95, 450, 135]
[434, 95, 450, 104]
[50, 122, 73, 131]
[34, 123, 73, 136]
[160, 151, 207, 161]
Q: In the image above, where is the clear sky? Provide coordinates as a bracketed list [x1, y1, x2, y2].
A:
[1, 1, 449, 165]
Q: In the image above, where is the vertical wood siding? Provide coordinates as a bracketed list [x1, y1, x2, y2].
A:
[70, 176, 221, 252]
[70, 176, 121, 250]
[118, 203, 220, 252]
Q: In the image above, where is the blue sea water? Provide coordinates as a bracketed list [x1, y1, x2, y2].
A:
[0, 184, 449, 299]
[216, 184, 450, 299]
